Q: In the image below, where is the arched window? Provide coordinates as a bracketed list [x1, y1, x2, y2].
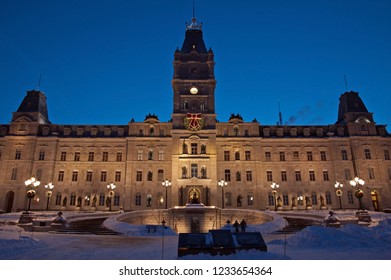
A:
[183, 100, 189, 109]
[135, 193, 141, 206]
[148, 151, 153, 160]
[147, 171, 153, 181]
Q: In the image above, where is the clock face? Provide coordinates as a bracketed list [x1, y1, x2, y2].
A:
[190, 87, 198, 94]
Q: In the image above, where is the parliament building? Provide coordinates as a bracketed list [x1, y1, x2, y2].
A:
[1, 17, 391, 213]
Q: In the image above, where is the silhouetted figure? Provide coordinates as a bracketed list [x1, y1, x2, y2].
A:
[233, 220, 240, 233]
[240, 219, 247, 232]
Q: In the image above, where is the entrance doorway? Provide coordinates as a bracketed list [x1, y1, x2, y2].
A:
[371, 190, 380, 211]
[4, 191, 15, 213]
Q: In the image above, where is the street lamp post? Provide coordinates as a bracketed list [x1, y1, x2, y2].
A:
[107, 182, 116, 211]
[218, 179, 227, 209]
[24, 176, 40, 213]
[45, 182, 54, 211]
[162, 179, 171, 209]
[350, 177, 365, 210]
[334, 181, 343, 209]
[271, 182, 279, 211]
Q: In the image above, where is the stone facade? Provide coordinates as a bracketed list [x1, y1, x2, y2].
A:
[1, 17, 390, 213]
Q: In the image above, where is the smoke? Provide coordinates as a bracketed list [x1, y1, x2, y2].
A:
[285, 101, 326, 125]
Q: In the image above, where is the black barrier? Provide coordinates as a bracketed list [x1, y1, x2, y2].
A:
[178, 230, 268, 257]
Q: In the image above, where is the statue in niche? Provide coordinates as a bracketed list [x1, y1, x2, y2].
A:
[190, 191, 200, 204]
[182, 166, 187, 178]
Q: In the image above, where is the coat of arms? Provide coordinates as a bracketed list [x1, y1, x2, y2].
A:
[184, 113, 205, 131]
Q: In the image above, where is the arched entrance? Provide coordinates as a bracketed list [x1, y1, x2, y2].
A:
[370, 191, 380, 211]
[4, 191, 15, 213]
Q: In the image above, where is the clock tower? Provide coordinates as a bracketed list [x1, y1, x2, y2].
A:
[172, 17, 216, 130]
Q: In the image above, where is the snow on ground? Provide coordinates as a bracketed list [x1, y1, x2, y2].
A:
[1, 210, 391, 260]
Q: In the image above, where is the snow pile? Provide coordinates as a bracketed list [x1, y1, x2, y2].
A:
[276, 218, 391, 249]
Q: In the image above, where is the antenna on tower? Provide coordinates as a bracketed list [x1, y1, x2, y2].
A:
[193, 0, 196, 18]
[278, 101, 283, 126]
[36, 74, 42, 91]
[344, 74, 348, 92]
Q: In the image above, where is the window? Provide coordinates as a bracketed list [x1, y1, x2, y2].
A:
[309, 170, 316, 181]
[135, 193, 141, 206]
[86, 171, 93, 182]
[100, 171, 107, 182]
[191, 143, 198, 155]
[191, 164, 198, 178]
[70, 194, 76, 206]
[115, 171, 121, 182]
[311, 193, 318, 205]
[39, 151, 45, 160]
[323, 170, 329, 181]
[147, 171, 153, 181]
[102, 151, 108, 162]
[283, 194, 289, 206]
[137, 150, 143, 160]
[11, 168, 18, 180]
[307, 151, 313, 161]
[224, 169, 231, 182]
[148, 151, 153, 160]
[158, 150, 164, 160]
[295, 170, 301, 181]
[136, 171, 142, 181]
[224, 151, 230, 161]
[281, 170, 287, 182]
[99, 194, 105, 206]
[347, 191, 354, 204]
[225, 192, 232, 207]
[201, 144, 206, 154]
[88, 152, 94, 161]
[158, 169, 164, 182]
[384, 150, 390, 161]
[113, 194, 120, 206]
[246, 170, 252, 182]
[116, 152, 123, 162]
[293, 151, 299, 161]
[245, 151, 251, 161]
[235, 151, 240, 160]
[364, 149, 371, 160]
[320, 151, 327, 161]
[74, 152, 80, 161]
[268, 194, 275, 206]
[279, 152, 285, 161]
[236, 171, 241, 181]
[247, 195, 253, 206]
[325, 191, 332, 205]
[72, 171, 78, 182]
[266, 170, 273, 182]
[58, 171, 64, 182]
[55, 193, 62, 206]
[15, 149, 21, 160]
[60, 151, 67, 161]
[368, 167, 375, 180]
[341, 150, 348, 160]
[265, 152, 271, 161]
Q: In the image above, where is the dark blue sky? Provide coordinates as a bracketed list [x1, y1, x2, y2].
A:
[1, 0, 390, 126]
